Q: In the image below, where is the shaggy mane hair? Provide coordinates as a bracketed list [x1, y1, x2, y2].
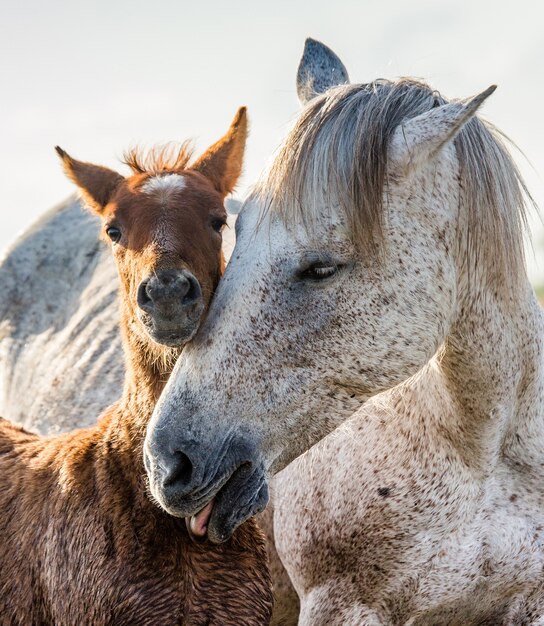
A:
[256, 78, 535, 290]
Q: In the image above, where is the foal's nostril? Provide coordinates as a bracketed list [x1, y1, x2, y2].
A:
[137, 280, 152, 311]
[163, 450, 194, 488]
[137, 270, 202, 318]
[182, 273, 200, 305]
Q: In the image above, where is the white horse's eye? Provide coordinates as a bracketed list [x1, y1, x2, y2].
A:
[299, 264, 339, 281]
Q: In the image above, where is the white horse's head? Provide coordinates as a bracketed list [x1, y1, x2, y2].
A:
[144, 41, 529, 543]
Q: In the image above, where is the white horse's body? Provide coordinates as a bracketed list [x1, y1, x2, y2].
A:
[267, 92, 544, 623]
[275, 315, 544, 624]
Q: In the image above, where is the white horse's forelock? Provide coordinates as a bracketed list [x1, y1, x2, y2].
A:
[257, 79, 534, 294]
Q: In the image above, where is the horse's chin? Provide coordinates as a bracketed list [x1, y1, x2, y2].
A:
[203, 467, 270, 544]
[137, 313, 201, 348]
[147, 327, 197, 348]
[152, 463, 269, 545]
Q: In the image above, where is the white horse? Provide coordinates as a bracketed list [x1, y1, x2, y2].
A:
[0, 198, 123, 433]
[144, 46, 544, 624]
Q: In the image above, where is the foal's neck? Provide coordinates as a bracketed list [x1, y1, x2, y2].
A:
[435, 276, 544, 472]
[122, 322, 176, 414]
[100, 309, 179, 463]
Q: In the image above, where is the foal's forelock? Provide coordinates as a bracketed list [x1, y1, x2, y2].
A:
[257, 79, 533, 292]
[123, 142, 193, 175]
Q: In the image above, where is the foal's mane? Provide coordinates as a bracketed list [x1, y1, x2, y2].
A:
[123, 141, 194, 175]
[258, 79, 534, 291]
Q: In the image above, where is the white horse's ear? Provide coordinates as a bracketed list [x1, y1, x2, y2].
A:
[296, 38, 350, 105]
[389, 85, 497, 175]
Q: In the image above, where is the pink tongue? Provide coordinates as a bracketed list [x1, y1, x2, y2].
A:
[189, 500, 215, 538]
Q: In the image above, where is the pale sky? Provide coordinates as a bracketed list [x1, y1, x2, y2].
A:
[1, 0, 543, 282]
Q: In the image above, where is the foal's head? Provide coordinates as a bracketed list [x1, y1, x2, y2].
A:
[57, 108, 247, 355]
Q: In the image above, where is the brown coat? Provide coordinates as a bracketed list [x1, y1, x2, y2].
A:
[0, 379, 271, 625]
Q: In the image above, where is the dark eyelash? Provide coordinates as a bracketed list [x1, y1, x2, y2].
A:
[211, 218, 227, 233]
[298, 263, 340, 280]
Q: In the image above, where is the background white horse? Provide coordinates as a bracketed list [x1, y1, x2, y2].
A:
[144, 46, 544, 625]
[0, 199, 122, 433]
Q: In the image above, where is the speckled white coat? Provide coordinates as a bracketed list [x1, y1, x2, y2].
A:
[145, 65, 544, 624]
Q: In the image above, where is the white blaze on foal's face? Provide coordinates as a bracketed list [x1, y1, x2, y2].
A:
[140, 174, 187, 251]
[141, 173, 187, 198]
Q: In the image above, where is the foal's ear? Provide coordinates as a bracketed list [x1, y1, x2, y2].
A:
[55, 147, 124, 214]
[389, 85, 497, 176]
[191, 107, 248, 197]
[296, 38, 350, 105]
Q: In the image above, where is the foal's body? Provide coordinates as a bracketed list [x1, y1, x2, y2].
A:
[1, 386, 268, 625]
[0, 112, 272, 625]
[0, 163, 294, 626]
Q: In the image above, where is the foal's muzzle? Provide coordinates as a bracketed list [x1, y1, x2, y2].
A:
[136, 268, 204, 346]
[144, 432, 269, 544]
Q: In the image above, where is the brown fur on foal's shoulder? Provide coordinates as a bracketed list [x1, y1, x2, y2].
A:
[0, 411, 271, 626]
[0, 108, 272, 626]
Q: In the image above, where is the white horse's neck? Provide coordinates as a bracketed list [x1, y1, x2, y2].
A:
[433, 275, 544, 474]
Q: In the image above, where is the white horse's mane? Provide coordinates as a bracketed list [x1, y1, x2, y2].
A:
[257, 79, 533, 293]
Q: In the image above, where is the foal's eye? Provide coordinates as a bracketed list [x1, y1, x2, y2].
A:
[299, 263, 341, 281]
[105, 226, 122, 243]
[210, 217, 227, 233]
